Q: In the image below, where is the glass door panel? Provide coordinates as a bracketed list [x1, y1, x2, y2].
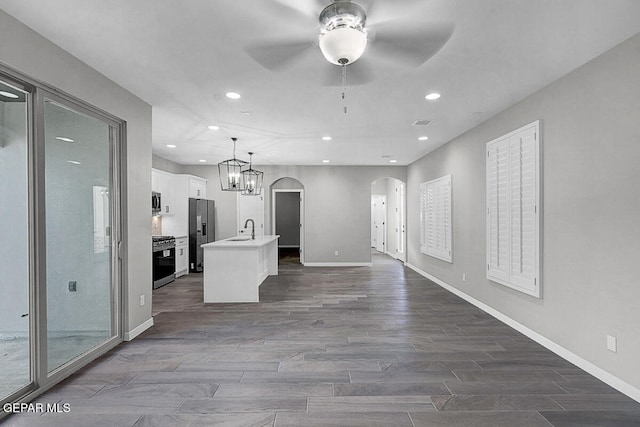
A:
[44, 99, 114, 373]
[0, 81, 31, 398]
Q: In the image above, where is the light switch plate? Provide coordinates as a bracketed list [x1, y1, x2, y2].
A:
[606, 335, 617, 353]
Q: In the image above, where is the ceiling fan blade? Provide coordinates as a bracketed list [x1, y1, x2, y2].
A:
[322, 57, 376, 86]
[244, 40, 316, 71]
[267, 0, 324, 21]
[361, 0, 428, 26]
[368, 21, 455, 67]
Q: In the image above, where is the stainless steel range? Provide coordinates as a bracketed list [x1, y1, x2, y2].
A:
[152, 235, 175, 289]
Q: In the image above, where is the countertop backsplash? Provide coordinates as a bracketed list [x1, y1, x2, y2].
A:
[151, 215, 162, 236]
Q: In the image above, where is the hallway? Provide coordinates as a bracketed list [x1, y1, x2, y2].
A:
[6, 254, 640, 426]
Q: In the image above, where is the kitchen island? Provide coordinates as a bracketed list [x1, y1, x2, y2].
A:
[201, 235, 279, 303]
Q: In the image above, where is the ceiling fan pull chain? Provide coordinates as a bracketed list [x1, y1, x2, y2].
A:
[342, 64, 348, 114]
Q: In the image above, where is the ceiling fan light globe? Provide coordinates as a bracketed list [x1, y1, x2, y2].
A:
[319, 27, 367, 66]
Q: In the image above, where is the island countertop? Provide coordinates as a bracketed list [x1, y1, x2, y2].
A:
[201, 235, 279, 248]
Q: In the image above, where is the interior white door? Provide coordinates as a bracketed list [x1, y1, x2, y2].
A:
[237, 193, 264, 237]
[372, 195, 386, 253]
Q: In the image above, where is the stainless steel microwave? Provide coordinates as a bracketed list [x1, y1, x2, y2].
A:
[152, 191, 161, 215]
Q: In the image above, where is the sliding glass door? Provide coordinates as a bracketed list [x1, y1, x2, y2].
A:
[0, 69, 123, 409]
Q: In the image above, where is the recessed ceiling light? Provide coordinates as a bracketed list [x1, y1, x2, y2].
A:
[166, 144, 177, 148]
[322, 160, 330, 163]
[322, 136, 332, 141]
[199, 159, 207, 163]
[240, 111, 252, 116]
[418, 136, 429, 141]
[0, 90, 19, 99]
[226, 92, 241, 99]
[389, 160, 398, 163]
[425, 92, 441, 101]
[67, 160, 81, 165]
[208, 125, 219, 130]
[55, 136, 74, 142]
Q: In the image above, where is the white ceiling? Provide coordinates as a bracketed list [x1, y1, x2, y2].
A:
[2, 0, 639, 166]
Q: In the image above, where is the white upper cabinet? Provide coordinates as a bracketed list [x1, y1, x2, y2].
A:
[189, 177, 207, 199]
[151, 169, 175, 216]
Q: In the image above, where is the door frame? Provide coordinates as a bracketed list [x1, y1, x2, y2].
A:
[271, 189, 304, 264]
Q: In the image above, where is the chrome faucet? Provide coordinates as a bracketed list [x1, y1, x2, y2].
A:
[244, 218, 255, 240]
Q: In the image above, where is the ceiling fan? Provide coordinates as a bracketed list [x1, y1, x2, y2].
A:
[244, 0, 454, 85]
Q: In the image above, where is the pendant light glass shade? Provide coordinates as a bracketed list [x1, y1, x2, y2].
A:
[218, 137, 248, 191]
[241, 152, 264, 196]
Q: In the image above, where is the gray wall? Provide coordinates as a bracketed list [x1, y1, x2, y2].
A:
[152, 154, 182, 174]
[180, 165, 406, 263]
[407, 33, 640, 391]
[0, 10, 153, 338]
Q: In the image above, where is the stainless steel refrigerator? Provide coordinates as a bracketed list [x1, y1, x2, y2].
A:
[188, 198, 215, 272]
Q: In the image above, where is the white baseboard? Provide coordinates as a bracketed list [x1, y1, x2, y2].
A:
[303, 262, 372, 267]
[406, 263, 640, 403]
[124, 317, 154, 341]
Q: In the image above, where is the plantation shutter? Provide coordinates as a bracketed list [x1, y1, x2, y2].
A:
[486, 137, 510, 282]
[509, 127, 537, 291]
[420, 175, 452, 263]
[486, 121, 540, 297]
[419, 182, 428, 254]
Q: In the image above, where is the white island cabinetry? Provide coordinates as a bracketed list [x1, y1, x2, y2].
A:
[201, 235, 279, 303]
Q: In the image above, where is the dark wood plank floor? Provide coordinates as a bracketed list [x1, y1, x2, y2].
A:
[6, 253, 640, 426]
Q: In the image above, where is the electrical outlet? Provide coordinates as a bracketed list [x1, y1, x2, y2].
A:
[462, 274, 466, 282]
[139, 295, 145, 307]
[606, 335, 617, 353]
[334, 251, 339, 256]
[68, 281, 77, 292]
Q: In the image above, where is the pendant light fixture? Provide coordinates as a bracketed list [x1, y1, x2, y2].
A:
[218, 137, 248, 191]
[241, 152, 264, 196]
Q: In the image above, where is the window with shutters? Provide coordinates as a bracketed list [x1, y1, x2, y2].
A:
[420, 175, 452, 263]
[486, 121, 540, 297]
